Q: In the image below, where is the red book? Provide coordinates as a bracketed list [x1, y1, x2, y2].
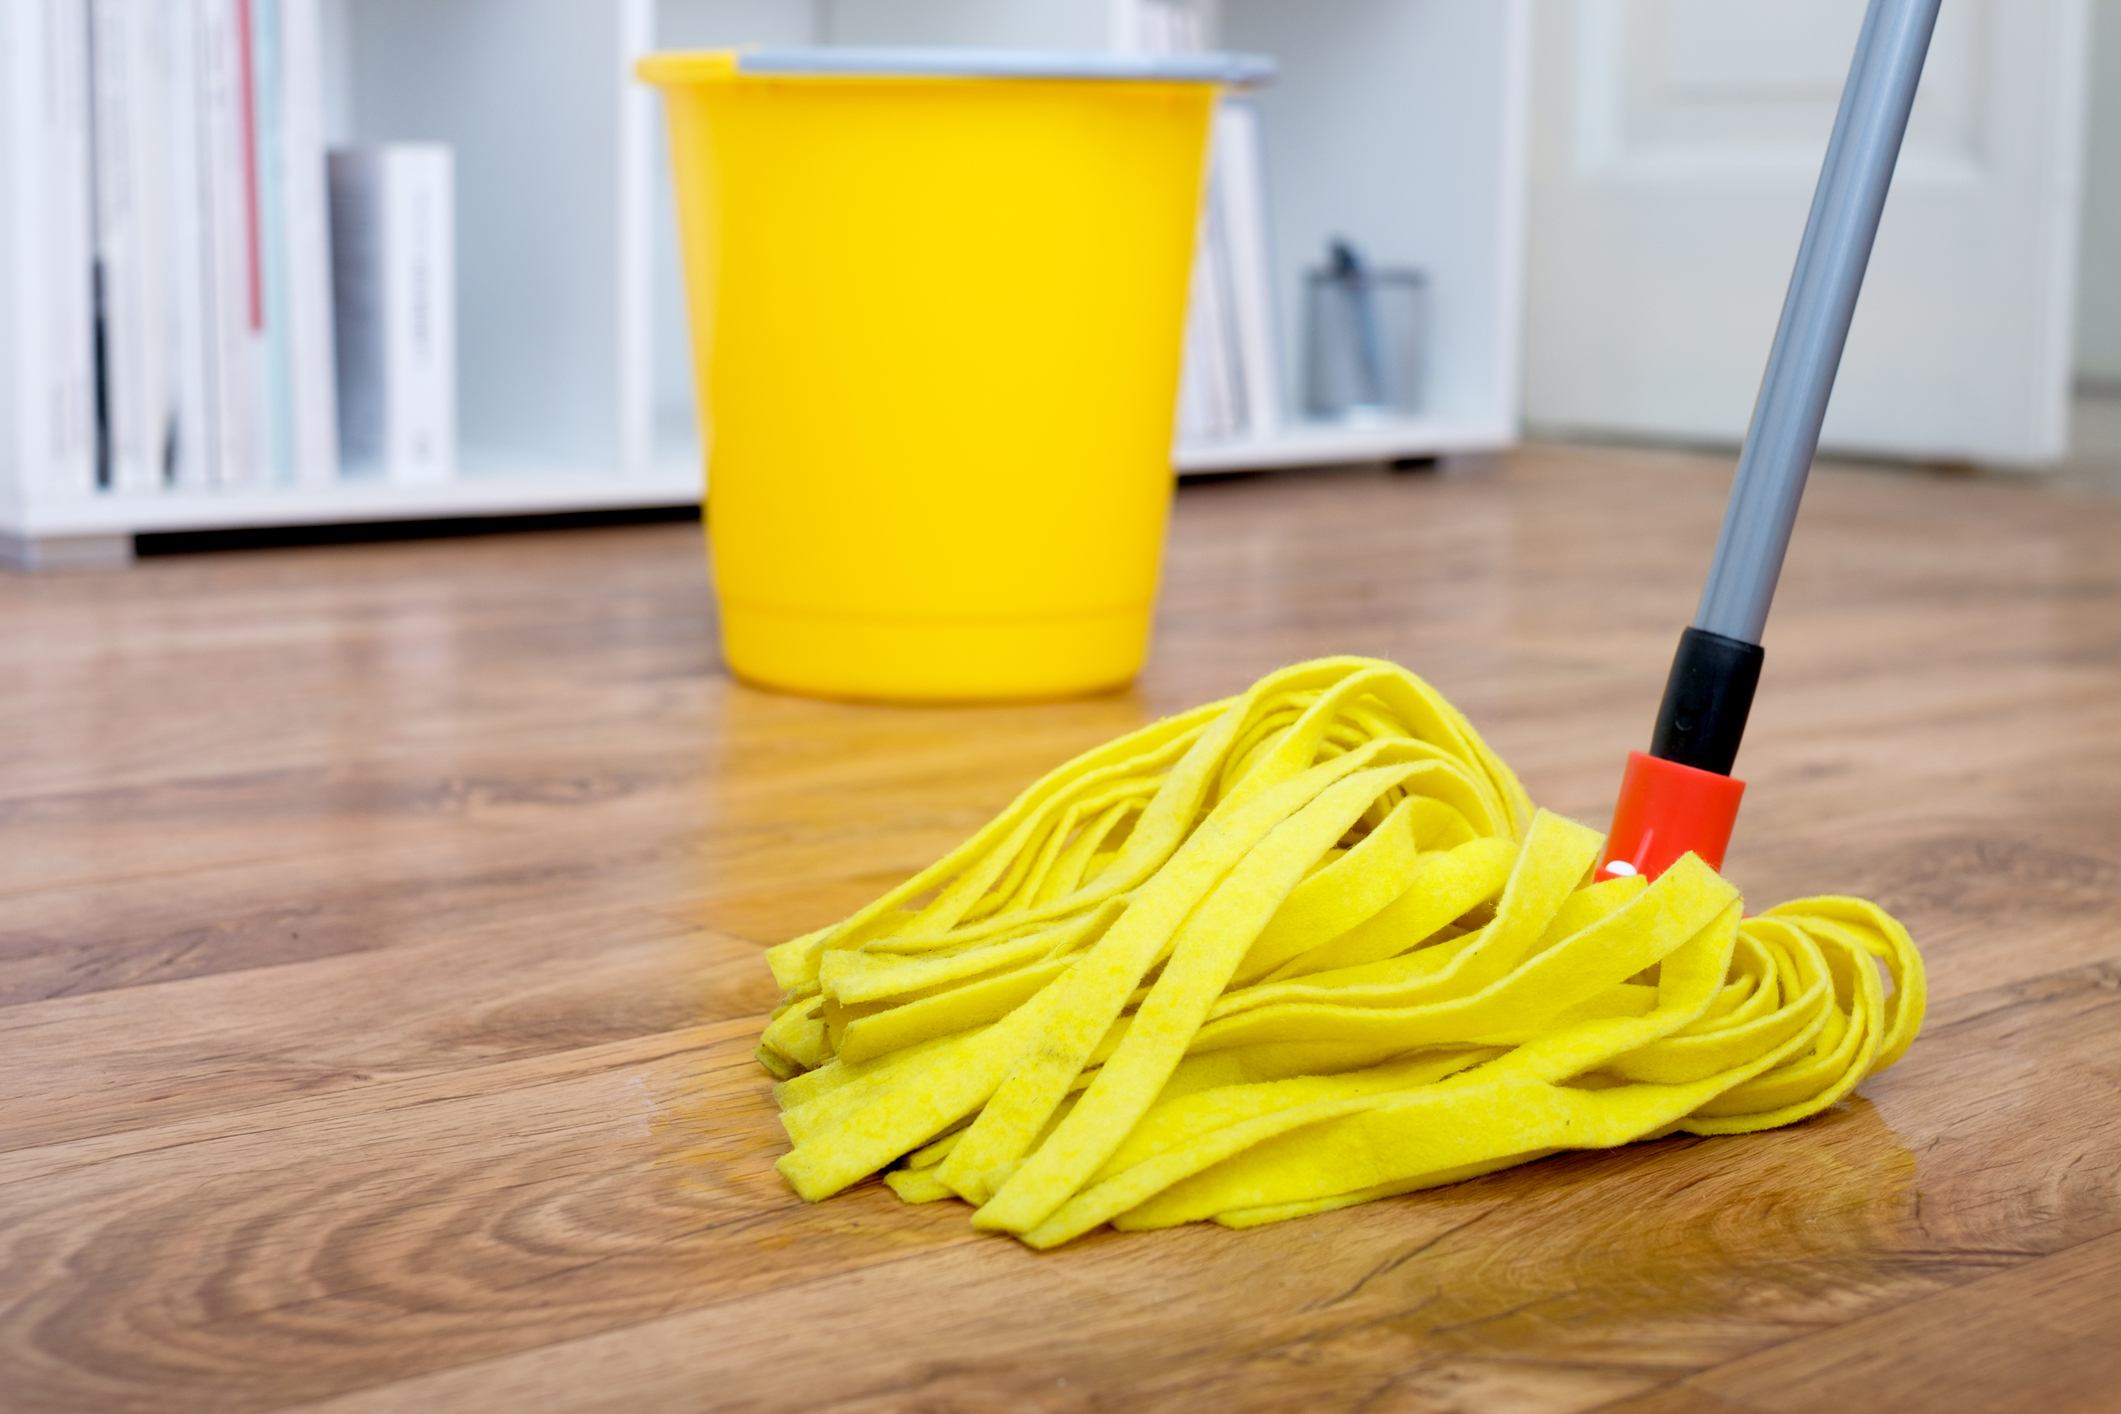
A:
[236, 0, 263, 331]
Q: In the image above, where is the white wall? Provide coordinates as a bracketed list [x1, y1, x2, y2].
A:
[2079, 0, 2121, 385]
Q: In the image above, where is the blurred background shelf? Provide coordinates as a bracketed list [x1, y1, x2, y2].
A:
[2, 0, 1531, 563]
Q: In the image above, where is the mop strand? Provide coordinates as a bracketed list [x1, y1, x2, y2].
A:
[756, 658, 1924, 1248]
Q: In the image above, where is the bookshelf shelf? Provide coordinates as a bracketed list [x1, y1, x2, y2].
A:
[2, 0, 1530, 565]
[12, 464, 703, 538]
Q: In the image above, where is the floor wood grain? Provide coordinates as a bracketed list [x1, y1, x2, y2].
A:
[4, 443, 2119, 1412]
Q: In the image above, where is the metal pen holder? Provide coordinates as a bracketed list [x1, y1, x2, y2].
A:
[1303, 240, 1427, 421]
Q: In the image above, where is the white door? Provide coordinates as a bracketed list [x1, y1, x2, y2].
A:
[1525, 0, 2090, 464]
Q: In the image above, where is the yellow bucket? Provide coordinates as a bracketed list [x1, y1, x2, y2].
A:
[639, 48, 1267, 701]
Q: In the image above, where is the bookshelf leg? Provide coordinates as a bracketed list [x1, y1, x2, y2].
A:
[0, 533, 137, 572]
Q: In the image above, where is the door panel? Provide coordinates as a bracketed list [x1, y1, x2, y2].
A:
[1527, 0, 2089, 463]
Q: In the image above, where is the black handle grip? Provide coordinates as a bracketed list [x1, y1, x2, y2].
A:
[1649, 627, 1765, 776]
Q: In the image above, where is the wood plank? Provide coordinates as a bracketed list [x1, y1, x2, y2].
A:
[1633, 1231, 2121, 1413]
[2, 445, 2119, 1410]
[60, 954, 2089, 1414]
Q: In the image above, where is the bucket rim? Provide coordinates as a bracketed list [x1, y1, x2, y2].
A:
[636, 46, 1274, 88]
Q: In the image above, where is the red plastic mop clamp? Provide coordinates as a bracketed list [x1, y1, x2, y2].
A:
[1601, 752, 1746, 880]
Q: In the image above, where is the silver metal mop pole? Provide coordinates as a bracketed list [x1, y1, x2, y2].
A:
[1694, 0, 1945, 646]
[1650, 0, 1943, 775]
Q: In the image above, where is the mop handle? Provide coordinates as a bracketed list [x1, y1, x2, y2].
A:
[1695, 0, 1944, 647]
[1601, 0, 1941, 880]
[1651, 0, 1943, 776]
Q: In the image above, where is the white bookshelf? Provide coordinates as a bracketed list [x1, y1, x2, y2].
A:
[0, 0, 1530, 567]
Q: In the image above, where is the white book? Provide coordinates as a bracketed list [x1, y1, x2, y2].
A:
[133, 0, 178, 489]
[1191, 184, 1240, 440]
[1172, 315, 1211, 444]
[1147, 0, 1238, 444]
[48, 1, 99, 496]
[1176, 210, 1225, 443]
[3, 1, 99, 500]
[1, 1, 47, 502]
[199, 0, 261, 487]
[277, 0, 339, 486]
[252, 0, 292, 483]
[328, 145, 456, 486]
[89, 0, 168, 493]
[165, 0, 216, 492]
[1212, 100, 1281, 438]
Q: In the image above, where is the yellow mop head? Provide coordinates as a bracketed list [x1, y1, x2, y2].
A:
[757, 658, 1924, 1248]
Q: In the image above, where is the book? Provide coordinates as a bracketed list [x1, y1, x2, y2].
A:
[1176, 200, 1228, 443]
[276, 0, 339, 487]
[328, 145, 456, 486]
[1147, 0, 1231, 444]
[200, 0, 262, 487]
[1128, 1, 1289, 448]
[166, 0, 218, 492]
[88, 0, 177, 494]
[251, 0, 292, 483]
[1212, 100, 1281, 438]
[2, 0, 99, 499]
[1189, 177, 1241, 440]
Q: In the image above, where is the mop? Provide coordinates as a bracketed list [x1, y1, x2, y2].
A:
[754, 0, 1940, 1248]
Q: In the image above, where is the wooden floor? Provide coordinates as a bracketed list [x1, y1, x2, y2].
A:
[5, 443, 2120, 1413]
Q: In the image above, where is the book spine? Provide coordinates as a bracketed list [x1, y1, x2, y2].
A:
[389, 148, 454, 487]
[235, 0, 261, 334]
[166, 0, 218, 492]
[1191, 162, 1238, 441]
[6, 0, 95, 502]
[1214, 100, 1281, 438]
[252, 0, 293, 483]
[201, 0, 258, 486]
[278, 0, 338, 486]
[2, 1, 42, 504]
[1175, 162, 1227, 444]
[89, 0, 149, 492]
[327, 149, 382, 475]
[1148, 0, 1239, 445]
[135, 0, 177, 489]
[46, 0, 98, 495]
